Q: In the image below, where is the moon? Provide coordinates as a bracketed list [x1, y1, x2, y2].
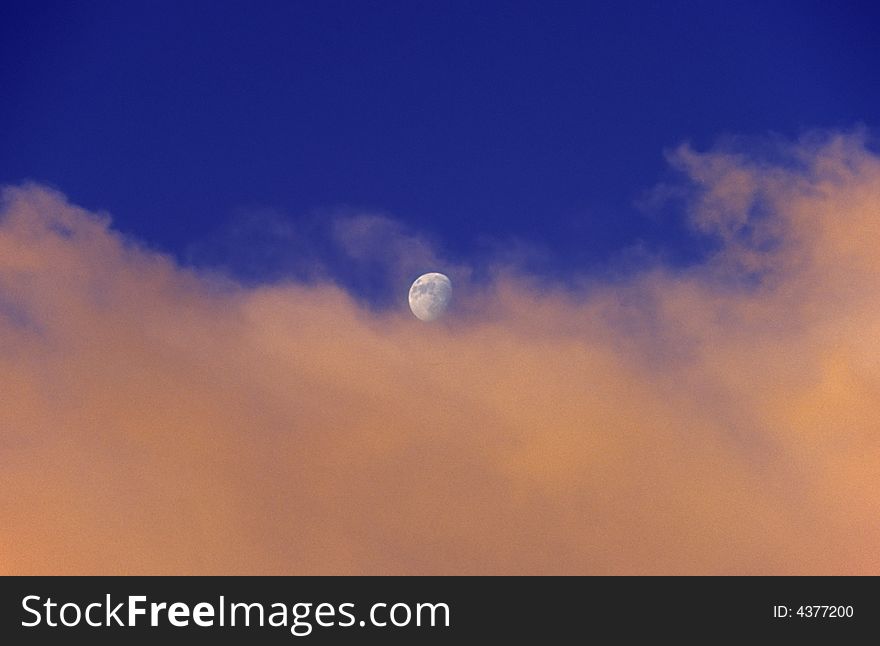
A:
[408, 272, 452, 321]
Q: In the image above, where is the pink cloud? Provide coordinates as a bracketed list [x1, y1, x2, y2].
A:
[1, 131, 879, 574]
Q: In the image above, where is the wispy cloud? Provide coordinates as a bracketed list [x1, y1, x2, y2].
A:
[2, 130, 878, 574]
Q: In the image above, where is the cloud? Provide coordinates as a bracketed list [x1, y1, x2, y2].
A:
[1, 130, 879, 574]
[187, 207, 471, 311]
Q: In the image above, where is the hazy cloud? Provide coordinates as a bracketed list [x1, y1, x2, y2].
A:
[1, 130, 878, 574]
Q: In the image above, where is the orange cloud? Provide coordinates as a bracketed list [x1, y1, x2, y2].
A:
[1, 130, 878, 574]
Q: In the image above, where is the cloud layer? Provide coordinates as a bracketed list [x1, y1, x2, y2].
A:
[2, 131, 879, 574]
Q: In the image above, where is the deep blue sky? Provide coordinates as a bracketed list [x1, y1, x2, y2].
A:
[2, 1, 878, 289]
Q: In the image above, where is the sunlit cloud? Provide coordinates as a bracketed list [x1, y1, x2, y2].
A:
[1, 130, 878, 574]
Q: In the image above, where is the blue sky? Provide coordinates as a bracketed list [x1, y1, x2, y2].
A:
[2, 0, 877, 295]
